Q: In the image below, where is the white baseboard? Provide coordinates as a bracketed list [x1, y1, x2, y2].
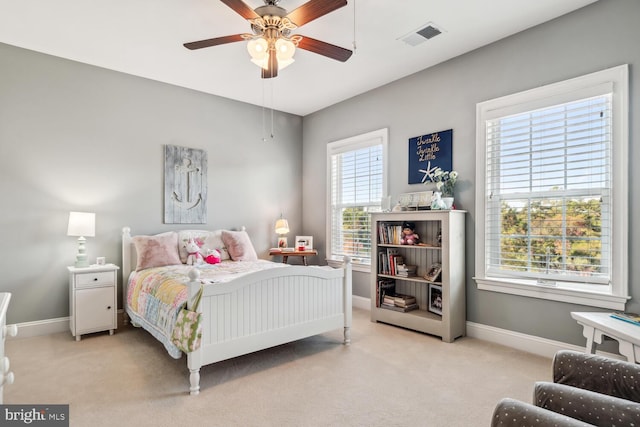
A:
[465, 321, 585, 359]
[355, 296, 621, 360]
[9, 317, 69, 339]
[352, 295, 371, 311]
[8, 310, 126, 339]
[8, 300, 623, 361]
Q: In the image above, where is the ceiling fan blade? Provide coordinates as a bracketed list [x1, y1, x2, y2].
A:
[261, 52, 278, 79]
[183, 34, 245, 50]
[220, 0, 260, 20]
[297, 36, 353, 62]
[286, 0, 347, 27]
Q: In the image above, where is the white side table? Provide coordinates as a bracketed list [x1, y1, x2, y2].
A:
[68, 264, 119, 341]
[571, 311, 640, 362]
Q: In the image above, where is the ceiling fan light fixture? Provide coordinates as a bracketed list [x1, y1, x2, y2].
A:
[277, 56, 294, 70]
[251, 54, 294, 71]
[275, 38, 295, 60]
[247, 37, 269, 60]
[185, 0, 353, 79]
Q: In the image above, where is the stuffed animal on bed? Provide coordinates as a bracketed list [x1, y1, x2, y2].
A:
[184, 238, 204, 265]
[204, 248, 221, 265]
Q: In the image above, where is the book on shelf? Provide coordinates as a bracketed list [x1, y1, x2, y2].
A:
[376, 279, 395, 307]
[381, 302, 419, 312]
[393, 294, 417, 307]
[378, 223, 403, 245]
[378, 248, 401, 275]
[396, 264, 417, 277]
[611, 312, 640, 326]
[379, 293, 418, 312]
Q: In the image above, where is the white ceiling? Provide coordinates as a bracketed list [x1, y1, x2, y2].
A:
[0, 0, 597, 116]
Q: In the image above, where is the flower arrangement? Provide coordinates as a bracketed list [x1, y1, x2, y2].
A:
[429, 168, 458, 197]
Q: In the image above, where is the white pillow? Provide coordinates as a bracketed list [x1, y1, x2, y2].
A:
[221, 230, 258, 261]
[177, 230, 230, 262]
[132, 232, 182, 271]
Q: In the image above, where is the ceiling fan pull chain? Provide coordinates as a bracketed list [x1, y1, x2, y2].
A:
[261, 78, 275, 142]
[262, 79, 267, 142]
[270, 79, 275, 140]
[352, 0, 357, 52]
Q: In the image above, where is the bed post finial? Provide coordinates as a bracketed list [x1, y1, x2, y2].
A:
[123, 227, 131, 238]
[342, 255, 352, 345]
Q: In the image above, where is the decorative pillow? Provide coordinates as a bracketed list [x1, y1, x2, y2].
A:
[133, 232, 182, 271]
[221, 230, 258, 261]
[178, 230, 230, 262]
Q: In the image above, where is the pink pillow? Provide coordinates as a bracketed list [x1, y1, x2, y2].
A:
[221, 230, 258, 261]
[133, 232, 182, 271]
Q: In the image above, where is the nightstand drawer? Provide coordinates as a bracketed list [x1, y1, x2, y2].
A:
[75, 272, 114, 288]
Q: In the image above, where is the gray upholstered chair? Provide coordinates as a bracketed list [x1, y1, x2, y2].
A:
[491, 350, 640, 426]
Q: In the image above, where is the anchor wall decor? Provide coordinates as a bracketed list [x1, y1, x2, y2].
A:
[164, 144, 207, 224]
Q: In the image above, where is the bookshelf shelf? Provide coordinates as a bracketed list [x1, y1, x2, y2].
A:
[370, 210, 466, 342]
[377, 274, 440, 285]
[377, 244, 442, 250]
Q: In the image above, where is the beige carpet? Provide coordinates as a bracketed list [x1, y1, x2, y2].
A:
[5, 309, 551, 426]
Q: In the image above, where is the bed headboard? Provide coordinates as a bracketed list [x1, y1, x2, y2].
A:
[122, 225, 247, 283]
[121, 227, 136, 285]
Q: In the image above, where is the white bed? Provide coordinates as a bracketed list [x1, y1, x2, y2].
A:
[121, 227, 352, 395]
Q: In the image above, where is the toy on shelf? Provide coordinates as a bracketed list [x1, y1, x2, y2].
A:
[400, 221, 420, 245]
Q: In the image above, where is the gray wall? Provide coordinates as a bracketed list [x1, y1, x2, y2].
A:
[0, 43, 303, 324]
[302, 0, 639, 346]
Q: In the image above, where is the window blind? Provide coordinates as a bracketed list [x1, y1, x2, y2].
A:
[330, 144, 383, 262]
[485, 94, 612, 284]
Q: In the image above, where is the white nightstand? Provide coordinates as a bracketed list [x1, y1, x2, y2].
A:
[68, 264, 119, 341]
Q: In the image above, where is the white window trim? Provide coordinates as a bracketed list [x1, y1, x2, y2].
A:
[326, 128, 389, 273]
[475, 65, 629, 310]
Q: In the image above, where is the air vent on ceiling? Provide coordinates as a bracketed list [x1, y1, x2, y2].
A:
[399, 22, 445, 47]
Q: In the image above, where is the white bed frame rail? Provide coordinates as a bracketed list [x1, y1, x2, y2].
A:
[122, 227, 352, 395]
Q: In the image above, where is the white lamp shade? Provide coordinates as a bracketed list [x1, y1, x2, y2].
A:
[275, 38, 295, 60]
[248, 38, 296, 71]
[247, 38, 268, 60]
[67, 212, 96, 237]
[275, 218, 290, 235]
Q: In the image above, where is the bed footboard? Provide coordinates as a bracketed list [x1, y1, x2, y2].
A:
[186, 258, 352, 395]
[121, 227, 352, 396]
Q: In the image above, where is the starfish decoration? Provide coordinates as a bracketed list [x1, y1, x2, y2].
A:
[418, 161, 438, 183]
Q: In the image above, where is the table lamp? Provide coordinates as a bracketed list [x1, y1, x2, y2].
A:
[67, 211, 95, 268]
[275, 216, 289, 249]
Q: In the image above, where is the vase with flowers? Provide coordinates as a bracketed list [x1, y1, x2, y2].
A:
[429, 167, 458, 209]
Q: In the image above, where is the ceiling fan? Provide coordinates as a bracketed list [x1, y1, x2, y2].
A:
[183, 0, 353, 79]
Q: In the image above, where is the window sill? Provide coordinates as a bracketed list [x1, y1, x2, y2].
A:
[474, 277, 629, 310]
[327, 258, 371, 273]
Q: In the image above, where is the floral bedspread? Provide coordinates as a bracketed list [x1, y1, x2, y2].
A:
[126, 260, 288, 358]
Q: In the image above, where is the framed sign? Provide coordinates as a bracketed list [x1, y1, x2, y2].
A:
[408, 129, 453, 184]
[164, 145, 207, 224]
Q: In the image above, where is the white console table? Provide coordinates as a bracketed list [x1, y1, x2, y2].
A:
[571, 311, 640, 363]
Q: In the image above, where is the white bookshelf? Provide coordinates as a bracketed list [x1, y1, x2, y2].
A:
[370, 210, 466, 342]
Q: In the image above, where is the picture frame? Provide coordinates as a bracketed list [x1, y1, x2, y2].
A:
[398, 191, 434, 209]
[423, 262, 442, 282]
[295, 236, 313, 251]
[277, 237, 288, 249]
[428, 283, 443, 315]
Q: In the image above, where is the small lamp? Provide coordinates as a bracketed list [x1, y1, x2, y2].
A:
[67, 212, 95, 268]
[275, 216, 290, 249]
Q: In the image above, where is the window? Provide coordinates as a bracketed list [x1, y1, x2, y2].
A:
[475, 65, 629, 309]
[327, 128, 388, 272]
